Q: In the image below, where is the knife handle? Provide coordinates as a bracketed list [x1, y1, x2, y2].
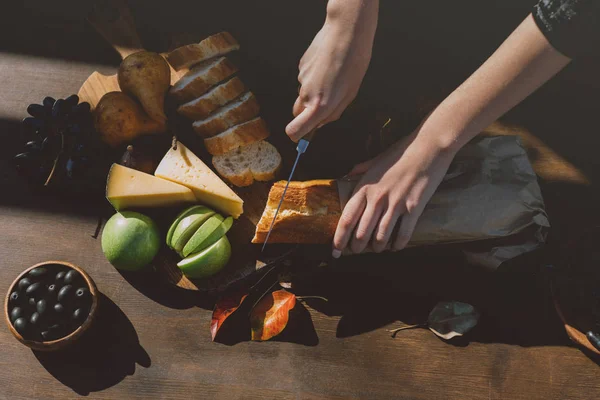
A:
[303, 129, 317, 142]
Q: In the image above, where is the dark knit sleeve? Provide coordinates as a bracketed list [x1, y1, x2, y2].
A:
[533, 0, 600, 59]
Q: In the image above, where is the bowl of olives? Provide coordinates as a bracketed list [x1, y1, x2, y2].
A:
[4, 261, 98, 351]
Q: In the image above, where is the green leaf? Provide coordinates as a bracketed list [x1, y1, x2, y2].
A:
[427, 301, 479, 340]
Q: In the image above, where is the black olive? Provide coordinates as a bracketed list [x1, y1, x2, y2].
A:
[25, 282, 43, 296]
[54, 303, 64, 314]
[64, 270, 80, 285]
[10, 307, 23, 323]
[36, 299, 47, 315]
[46, 284, 57, 298]
[13, 318, 27, 334]
[28, 297, 37, 307]
[587, 331, 600, 351]
[9, 291, 20, 304]
[57, 285, 73, 303]
[17, 278, 32, 291]
[72, 308, 87, 323]
[40, 330, 51, 341]
[75, 287, 89, 300]
[28, 267, 48, 280]
[55, 270, 66, 283]
[30, 312, 40, 326]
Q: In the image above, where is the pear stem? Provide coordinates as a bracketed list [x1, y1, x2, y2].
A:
[387, 324, 426, 338]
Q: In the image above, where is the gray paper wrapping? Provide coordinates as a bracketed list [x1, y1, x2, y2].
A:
[338, 135, 550, 269]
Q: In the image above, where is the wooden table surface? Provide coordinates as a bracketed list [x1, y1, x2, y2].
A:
[2, 1, 600, 399]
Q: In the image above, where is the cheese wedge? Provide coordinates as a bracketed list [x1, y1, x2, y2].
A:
[154, 142, 244, 218]
[106, 164, 196, 211]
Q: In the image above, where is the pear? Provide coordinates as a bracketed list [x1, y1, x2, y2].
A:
[118, 51, 170, 124]
[94, 92, 166, 147]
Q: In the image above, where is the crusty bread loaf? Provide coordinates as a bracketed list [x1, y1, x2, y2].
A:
[170, 57, 238, 103]
[204, 117, 270, 156]
[192, 92, 260, 137]
[177, 77, 246, 120]
[251, 180, 341, 244]
[166, 32, 240, 71]
[212, 140, 281, 187]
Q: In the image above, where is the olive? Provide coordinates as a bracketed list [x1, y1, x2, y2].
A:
[28, 267, 48, 279]
[64, 270, 80, 285]
[587, 331, 600, 351]
[54, 303, 64, 314]
[30, 312, 40, 326]
[9, 291, 20, 304]
[36, 299, 47, 315]
[13, 318, 27, 334]
[25, 282, 43, 296]
[40, 330, 51, 341]
[55, 270, 66, 283]
[57, 285, 73, 303]
[72, 308, 87, 323]
[46, 284, 57, 298]
[28, 297, 37, 307]
[75, 287, 89, 301]
[10, 307, 23, 323]
[17, 278, 32, 291]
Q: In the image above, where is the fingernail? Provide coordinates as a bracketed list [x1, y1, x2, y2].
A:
[332, 249, 342, 259]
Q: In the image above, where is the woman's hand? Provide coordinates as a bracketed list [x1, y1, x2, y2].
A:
[332, 130, 458, 258]
[286, 0, 379, 142]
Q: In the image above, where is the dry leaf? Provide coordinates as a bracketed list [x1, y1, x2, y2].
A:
[210, 291, 248, 341]
[427, 301, 479, 340]
[250, 290, 296, 341]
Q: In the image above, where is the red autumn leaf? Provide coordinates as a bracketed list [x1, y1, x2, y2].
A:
[210, 291, 248, 341]
[250, 290, 296, 341]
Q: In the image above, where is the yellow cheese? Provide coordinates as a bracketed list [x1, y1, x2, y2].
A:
[106, 164, 196, 211]
[155, 142, 244, 218]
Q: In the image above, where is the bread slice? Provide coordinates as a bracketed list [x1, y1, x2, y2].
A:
[204, 117, 270, 156]
[192, 92, 260, 137]
[212, 140, 281, 187]
[166, 32, 240, 71]
[177, 77, 246, 120]
[251, 180, 341, 244]
[170, 57, 238, 103]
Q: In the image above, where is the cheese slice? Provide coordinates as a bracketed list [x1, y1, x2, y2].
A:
[106, 164, 196, 211]
[154, 142, 244, 218]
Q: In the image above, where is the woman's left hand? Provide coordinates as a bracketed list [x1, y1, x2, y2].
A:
[332, 130, 458, 258]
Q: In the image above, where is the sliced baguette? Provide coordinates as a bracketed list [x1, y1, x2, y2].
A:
[204, 117, 270, 156]
[170, 57, 238, 103]
[166, 32, 240, 71]
[192, 92, 260, 137]
[251, 180, 341, 244]
[212, 140, 281, 187]
[177, 77, 246, 120]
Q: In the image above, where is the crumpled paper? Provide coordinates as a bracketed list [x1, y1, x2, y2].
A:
[337, 135, 550, 269]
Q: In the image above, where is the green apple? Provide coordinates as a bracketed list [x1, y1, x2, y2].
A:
[182, 216, 233, 257]
[166, 205, 214, 247]
[101, 211, 160, 271]
[177, 236, 231, 279]
[170, 208, 216, 252]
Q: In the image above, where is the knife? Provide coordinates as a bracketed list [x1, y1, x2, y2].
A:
[261, 129, 317, 251]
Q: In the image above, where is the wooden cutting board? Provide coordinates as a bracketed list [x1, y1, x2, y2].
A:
[80, 0, 275, 290]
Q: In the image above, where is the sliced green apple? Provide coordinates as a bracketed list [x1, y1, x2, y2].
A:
[182, 216, 233, 257]
[166, 205, 213, 247]
[171, 209, 216, 252]
[177, 236, 231, 279]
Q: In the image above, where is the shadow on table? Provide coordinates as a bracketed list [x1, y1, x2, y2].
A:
[34, 293, 150, 396]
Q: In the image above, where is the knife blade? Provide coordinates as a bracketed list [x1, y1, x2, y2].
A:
[261, 130, 317, 252]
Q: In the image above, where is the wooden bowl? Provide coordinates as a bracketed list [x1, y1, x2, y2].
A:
[4, 261, 99, 352]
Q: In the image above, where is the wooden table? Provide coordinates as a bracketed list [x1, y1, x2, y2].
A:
[2, 1, 600, 399]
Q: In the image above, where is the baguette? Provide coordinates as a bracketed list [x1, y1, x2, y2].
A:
[177, 77, 247, 120]
[251, 180, 341, 244]
[166, 32, 240, 71]
[192, 92, 260, 137]
[212, 140, 281, 187]
[170, 57, 238, 103]
[204, 117, 270, 156]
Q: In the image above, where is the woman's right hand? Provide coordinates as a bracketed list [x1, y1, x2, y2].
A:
[286, 0, 379, 142]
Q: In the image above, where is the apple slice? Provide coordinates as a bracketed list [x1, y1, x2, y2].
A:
[182, 216, 233, 257]
[180, 214, 223, 257]
[171, 209, 217, 252]
[166, 205, 213, 247]
[177, 236, 231, 279]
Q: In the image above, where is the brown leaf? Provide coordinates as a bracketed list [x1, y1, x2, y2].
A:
[250, 290, 296, 341]
[210, 291, 248, 341]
